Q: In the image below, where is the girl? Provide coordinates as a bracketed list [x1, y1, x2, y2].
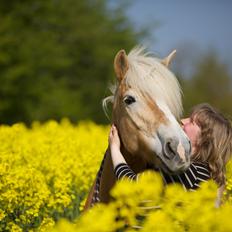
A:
[109, 103, 232, 200]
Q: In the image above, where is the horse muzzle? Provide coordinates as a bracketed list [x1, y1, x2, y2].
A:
[159, 137, 191, 173]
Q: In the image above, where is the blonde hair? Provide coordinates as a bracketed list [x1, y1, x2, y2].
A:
[103, 46, 183, 119]
[191, 103, 232, 186]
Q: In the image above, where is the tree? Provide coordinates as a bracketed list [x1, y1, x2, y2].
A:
[182, 51, 232, 116]
[0, 0, 148, 124]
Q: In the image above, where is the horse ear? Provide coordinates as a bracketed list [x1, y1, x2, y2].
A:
[161, 50, 177, 67]
[114, 50, 129, 82]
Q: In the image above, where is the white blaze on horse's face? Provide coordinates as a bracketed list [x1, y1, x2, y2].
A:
[149, 101, 191, 172]
[111, 47, 191, 173]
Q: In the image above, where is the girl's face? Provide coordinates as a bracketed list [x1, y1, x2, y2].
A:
[181, 117, 201, 153]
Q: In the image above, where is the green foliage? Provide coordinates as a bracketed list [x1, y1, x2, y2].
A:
[0, 0, 145, 124]
[181, 51, 232, 116]
[0, 0, 231, 125]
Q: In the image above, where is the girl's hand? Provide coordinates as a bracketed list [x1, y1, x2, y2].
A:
[109, 124, 127, 167]
[109, 124, 120, 151]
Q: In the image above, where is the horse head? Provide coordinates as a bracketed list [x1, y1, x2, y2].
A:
[104, 47, 191, 173]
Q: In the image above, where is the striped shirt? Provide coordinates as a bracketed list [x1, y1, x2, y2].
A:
[114, 162, 211, 190]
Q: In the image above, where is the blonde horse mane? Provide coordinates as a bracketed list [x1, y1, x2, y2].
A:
[103, 46, 183, 119]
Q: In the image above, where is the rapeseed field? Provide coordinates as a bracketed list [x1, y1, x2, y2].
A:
[0, 121, 231, 231]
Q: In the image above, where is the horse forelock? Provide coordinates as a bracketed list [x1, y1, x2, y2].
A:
[102, 46, 183, 119]
[126, 46, 183, 119]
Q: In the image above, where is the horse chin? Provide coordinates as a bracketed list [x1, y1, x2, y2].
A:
[156, 155, 190, 175]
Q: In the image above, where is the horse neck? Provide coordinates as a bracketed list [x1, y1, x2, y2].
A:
[120, 145, 148, 173]
[98, 149, 116, 203]
[112, 115, 148, 173]
[98, 146, 147, 203]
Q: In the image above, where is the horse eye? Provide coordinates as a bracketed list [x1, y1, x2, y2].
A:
[124, 96, 136, 105]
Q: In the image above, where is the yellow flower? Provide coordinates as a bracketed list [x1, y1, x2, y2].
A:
[0, 120, 231, 231]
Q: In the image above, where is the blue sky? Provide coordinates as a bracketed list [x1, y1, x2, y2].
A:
[124, 0, 232, 75]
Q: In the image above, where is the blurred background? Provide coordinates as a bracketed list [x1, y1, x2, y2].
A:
[0, 0, 231, 125]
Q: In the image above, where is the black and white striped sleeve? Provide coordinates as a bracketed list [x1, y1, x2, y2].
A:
[114, 162, 211, 190]
[161, 162, 211, 190]
[114, 163, 138, 181]
[176, 164, 201, 190]
[191, 162, 211, 183]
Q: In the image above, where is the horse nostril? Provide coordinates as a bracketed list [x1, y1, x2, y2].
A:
[164, 141, 176, 160]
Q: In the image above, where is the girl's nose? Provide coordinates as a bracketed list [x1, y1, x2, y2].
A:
[180, 118, 189, 128]
[181, 118, 188, 124]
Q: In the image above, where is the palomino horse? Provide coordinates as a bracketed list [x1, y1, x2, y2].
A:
[84, 47, 191, 209]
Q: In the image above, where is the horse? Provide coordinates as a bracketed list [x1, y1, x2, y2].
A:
[84, 47, 191, 210]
